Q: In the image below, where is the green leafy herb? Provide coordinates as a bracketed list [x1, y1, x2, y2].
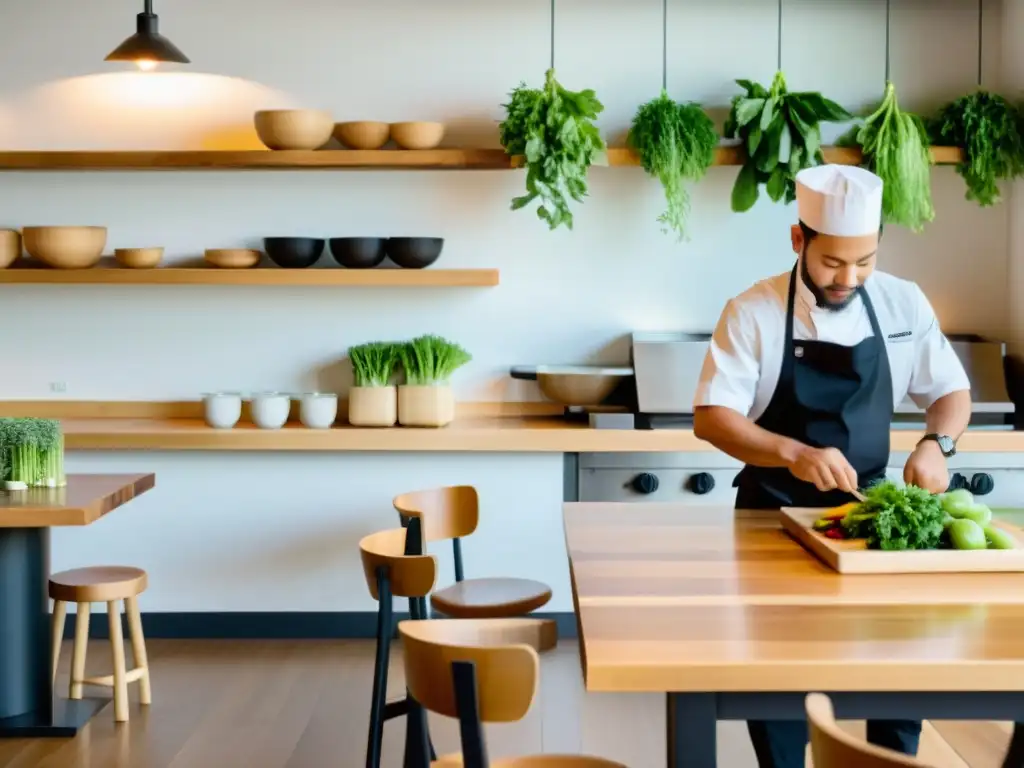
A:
[349, 342, 400, 388]
[725, 71, 852, 212]
[0, 417, 65, 487]
[499, 68, 606, 231]
[928, 90, 1024, 207]
[840, 82, 934, 232]
[841, 480, 945, 551]
[627, 90, 718, 240]
[399, 335, 472, 386]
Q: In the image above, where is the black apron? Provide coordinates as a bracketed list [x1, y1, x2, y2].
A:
[734, 266, 893, 510]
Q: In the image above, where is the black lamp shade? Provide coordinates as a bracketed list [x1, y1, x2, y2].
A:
[105, 11, 189, 65]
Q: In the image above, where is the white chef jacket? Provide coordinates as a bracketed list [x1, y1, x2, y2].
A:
[693, 268, 970, 421]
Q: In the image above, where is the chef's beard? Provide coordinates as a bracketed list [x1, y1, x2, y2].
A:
[800, 253, 857, 312]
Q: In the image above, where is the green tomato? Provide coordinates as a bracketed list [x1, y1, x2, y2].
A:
[942, 488, 976, 518]
[984, 525, 1019, 550]
[949, 518, 987, 551]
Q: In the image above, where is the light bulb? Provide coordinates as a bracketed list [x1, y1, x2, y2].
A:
[135, 59, 158, 72]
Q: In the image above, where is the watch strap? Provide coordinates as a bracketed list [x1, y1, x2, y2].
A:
[920, 433, 956, 457]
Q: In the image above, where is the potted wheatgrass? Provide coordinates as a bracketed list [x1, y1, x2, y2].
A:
[0, 417, 66, 490]
[348, 341, 401, 427]
[397, 335, 471, 427]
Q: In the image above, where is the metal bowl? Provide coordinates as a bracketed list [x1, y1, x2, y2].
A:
[529, 366, 634, 407]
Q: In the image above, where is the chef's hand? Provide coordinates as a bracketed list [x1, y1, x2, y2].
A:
[903, 440, 949, 494]
[787, 446, 859, 493]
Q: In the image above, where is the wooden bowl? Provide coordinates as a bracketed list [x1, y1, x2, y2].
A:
[23, 226, 107, 269]
[334, 121, 390, 150]
[254, 110, 334, 151]
[115, 247, 164, 269]
[204, 248, 262, 269]
[0, 229, 21, 268]
[389, 121, 445, 150]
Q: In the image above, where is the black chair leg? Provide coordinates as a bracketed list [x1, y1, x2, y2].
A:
[407, 596, 438, 762]
[366, 568, 393, 768]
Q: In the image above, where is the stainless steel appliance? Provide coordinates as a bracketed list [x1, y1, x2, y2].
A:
[576, 331, 1020, 505]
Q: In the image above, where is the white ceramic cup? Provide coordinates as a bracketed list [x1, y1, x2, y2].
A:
[251, 392, 291, 429]
[203, 392, 243, 429]
[300, 392, 338, 429]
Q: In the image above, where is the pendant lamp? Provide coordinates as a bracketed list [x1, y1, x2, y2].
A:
[105, 0, 190, 70]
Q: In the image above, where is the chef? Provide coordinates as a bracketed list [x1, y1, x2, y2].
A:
[693, 164, 972, 768]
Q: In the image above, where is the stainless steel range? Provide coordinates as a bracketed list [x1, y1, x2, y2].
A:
[575, 332, 1021, 505]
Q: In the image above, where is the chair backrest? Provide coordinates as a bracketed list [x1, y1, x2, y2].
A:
[393, 485, 479, 542]
[399, 618, 541, 722]
[358, 528, 437, 600]
[806, 694, 932, 768]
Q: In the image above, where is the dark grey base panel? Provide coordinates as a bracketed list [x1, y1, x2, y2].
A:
[0, 698, 109, 738]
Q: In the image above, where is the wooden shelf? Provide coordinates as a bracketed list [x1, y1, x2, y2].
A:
[0, 260, 499, 287]
[0, 146, 964, 171]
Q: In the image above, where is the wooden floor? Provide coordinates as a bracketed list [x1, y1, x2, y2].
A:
[0, 639, 1013, 768]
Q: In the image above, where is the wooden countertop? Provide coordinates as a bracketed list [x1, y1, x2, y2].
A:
[3, 401, 1024, 452]
[0, 473, 155, 527]
[564, 503, 1024, 693]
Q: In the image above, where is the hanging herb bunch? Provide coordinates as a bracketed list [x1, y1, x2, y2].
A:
[840, 81, 935, 232]
[725, 71, 852, 212]
[627, 91, 718, 240]
[499, 69, 606, 231]
[928, 91, 1024, 207]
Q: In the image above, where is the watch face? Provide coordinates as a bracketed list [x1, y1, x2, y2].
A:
[937, 435, 955, 455]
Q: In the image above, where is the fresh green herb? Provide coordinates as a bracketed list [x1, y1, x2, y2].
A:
[0, 418, 65, 487]
[349, 342, 400, 388]
[627, 91, 718, 240]
[499, 68, 606, 231]
[841, 480, 945, 551]
[399, 335, 472, 386]
[840, 82, 934, 232]
[725, 71, 852, 212]
[928, 90, 1024, 206]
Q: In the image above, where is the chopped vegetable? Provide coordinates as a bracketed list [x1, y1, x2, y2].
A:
[499, 69, 606, 231]
[840, 480, 944, 551]
[840, 81, 934, 232]
[627, 91, 718, 240]
[398, 335, 471, 386]
[948, 518, 987, 550]
[725, 71, 852, 212]
[349, 342, 401, 388]
[0, 418, 65, 488]
[984, 525, 1018, 550]
[928, 90, 1024, 206]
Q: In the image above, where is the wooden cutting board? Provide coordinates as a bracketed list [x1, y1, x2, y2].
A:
[780, 507, 1024, 574]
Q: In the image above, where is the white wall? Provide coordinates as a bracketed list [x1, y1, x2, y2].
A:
[0, 0, 1010, 611]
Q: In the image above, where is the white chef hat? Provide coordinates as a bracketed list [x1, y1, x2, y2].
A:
[796, 165, 883, 237]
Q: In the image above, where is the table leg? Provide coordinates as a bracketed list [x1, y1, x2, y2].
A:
[1003, 722, 1024, 768]
[666, 693, 717, 768]
[0, 527, 107, 738]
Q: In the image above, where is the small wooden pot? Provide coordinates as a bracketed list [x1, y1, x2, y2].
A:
[115, 247, 164, 269]
[349, 386, 397, 427]
[398, 384, 454, 427]
[0, 229, 21, 268]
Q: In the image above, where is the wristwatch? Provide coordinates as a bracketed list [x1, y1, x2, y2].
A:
[919, 433, 957, 457]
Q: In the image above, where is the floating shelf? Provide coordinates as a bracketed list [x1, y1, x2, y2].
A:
[0, 260, 499, 287]
[0, 146, 964, 171]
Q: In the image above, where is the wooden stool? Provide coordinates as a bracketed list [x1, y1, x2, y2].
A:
[400, 618, 618, 768]
[49, 566, 151, 724]
[807, 694, 932, 768]
[393, 486, 554, 620]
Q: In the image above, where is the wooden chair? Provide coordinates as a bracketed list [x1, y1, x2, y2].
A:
[806, 694, 934, 768]
[399, 618, 620, 768]
[359, 518, 439, 768]
[49, 565, 152, 724]
[393, 486, 553, 620]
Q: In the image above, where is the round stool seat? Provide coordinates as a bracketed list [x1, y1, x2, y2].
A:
[49, 566, 148, 603]
[430, 577, 552, 619]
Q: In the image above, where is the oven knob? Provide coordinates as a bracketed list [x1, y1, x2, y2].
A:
[947, 473, 969, 492]
[630, 473, 660, 495]
[970, 473, 995, 496]
[687, 473, 716, 495]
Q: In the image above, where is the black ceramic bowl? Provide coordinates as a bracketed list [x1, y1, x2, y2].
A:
[385, 237, 444, 269]
[329, 237, 386, 269]
[264, 237, 325, 268]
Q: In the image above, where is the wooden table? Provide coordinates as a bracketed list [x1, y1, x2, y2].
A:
[564, 503, 1024, 768]
[0, 474, 155, 738]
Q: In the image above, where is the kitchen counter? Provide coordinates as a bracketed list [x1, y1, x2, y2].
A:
[4, 401, 1024, 453]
